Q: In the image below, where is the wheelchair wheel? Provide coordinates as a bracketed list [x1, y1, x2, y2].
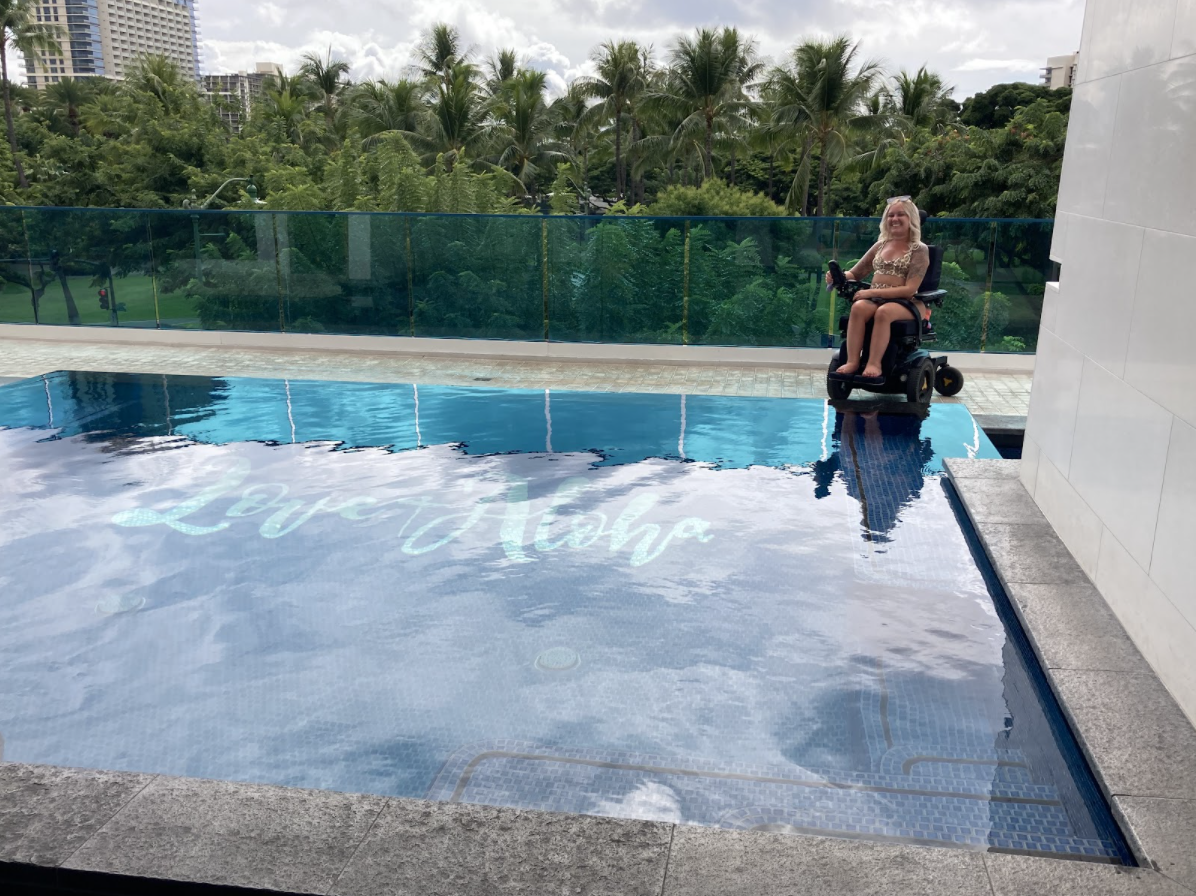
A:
[827, 358, 853, 400]
[906, 358, 934, 405]
[934, 365, 964, 396]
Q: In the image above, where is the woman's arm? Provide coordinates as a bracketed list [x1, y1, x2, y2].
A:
[858, 244, 929, 301]
[846, 242, 880, 281]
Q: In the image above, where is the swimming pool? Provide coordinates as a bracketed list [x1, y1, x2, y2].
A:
[0, 371, 1127, 861]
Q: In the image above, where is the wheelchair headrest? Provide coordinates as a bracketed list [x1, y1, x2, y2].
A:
[919, 244, 944, 292]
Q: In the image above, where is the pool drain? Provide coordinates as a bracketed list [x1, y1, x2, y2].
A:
[535, 647, 580, 671]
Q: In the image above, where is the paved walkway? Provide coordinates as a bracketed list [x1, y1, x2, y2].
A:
[0, 338, 1032, 418]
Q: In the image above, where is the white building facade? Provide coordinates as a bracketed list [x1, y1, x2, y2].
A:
[1042, 52, 1080, 89]
[25, 0, 200, 88]
[1026, 0, 1196, 723]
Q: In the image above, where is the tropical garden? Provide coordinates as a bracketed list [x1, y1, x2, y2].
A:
[0, 7, 1069, 350]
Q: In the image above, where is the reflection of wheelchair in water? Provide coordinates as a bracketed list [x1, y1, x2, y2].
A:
[813, 400, 934, 542]
[825, 242, 965, 406]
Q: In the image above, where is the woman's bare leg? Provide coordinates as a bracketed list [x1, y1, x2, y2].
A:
[837, 301, 878, 374]
[863, 303, 915, 377]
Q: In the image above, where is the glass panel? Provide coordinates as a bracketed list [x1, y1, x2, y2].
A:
[689, 216, 836, 348]
[0, 208, 1047, 352]
[21, 206, 156, 328]
[991, 220, 1052, 353]
[0, 207, 35, 324]
[281, 212, 411, 337]
[919, 219, 996, 352]
[147, 209, 283, 332]
[411, 213, 544, 340]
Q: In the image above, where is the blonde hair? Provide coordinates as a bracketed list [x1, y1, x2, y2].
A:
[879, 198, 922, 243]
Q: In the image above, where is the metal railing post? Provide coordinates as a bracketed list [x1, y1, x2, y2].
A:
[683, 220, 691, 346]
[980, 221, 998, 351]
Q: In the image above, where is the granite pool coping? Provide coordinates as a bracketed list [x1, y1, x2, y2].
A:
[3, 463, 1193, 895]
[945, 458, 1196, 894]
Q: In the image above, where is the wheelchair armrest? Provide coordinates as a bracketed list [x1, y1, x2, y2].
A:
[916, 288, 947, 307]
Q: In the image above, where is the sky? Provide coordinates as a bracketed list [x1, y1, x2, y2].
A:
[197, 0, 1086, 100]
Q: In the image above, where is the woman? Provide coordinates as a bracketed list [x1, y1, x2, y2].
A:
[826, 196, 930, 380]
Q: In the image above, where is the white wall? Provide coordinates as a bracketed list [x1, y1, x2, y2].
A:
[1023, 0, 1196, 723]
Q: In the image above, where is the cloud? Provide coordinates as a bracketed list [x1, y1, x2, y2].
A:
[954, 58, 1044, 72]
[193, 0, 1084, 98]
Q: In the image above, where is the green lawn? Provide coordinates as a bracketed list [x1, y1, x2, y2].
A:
[0, 275, 201, 327]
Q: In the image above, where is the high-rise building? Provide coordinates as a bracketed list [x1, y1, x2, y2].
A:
[1041, 52, 1079, 89]
[202, 62, 282, 132]
[25, 0, 201, 89]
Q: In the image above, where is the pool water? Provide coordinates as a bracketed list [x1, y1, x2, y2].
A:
[0, 371, 1127, 861]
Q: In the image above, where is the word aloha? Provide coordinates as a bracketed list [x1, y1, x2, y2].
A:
[113, 459, 713, 567]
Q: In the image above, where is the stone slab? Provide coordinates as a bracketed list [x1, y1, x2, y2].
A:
[660, 827, 992, 896]
[973, 413, 1028, 433]
[951, 477, 1049, 525]
[63, 776, 386, 894]
[0, 764, 153, 868]
[973, 521, 1089, 584]
[331, 799, 671, 896]
[1007, 583, 1153, 673]
[1050, 671, 1196, 801]
[944, 457, 1022, 479]
[1113, 796, 1196, 891]
[985, 853, 1190, 895]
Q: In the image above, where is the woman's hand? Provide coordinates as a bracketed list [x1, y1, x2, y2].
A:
[825, 269, 855, 287]
[854, 289, 875, 302]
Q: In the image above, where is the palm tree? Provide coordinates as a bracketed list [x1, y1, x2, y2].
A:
[123, 54, 189, 115]
[300, 47, 351, 134]
[417, 61, 489, 170]
[889, 66, 957, 133]
[42, 75, 90, 136]
[348, 78, 423, 145]
[575, 39, 648, 200]
[484, 48, 519, 96]
[415, 23, 471, 88]
[649, 28, 762, 182]
[490, 69, 564, 201]
[771, 36, 883, 215]
[0, 0, 61, 188]
[550, 82, 599, 211]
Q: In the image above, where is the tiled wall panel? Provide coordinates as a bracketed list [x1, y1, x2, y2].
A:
[1068, 359, 1173, 569]
[1034, 0, 1196, 723]
[1102, 60, 1196, 237]
[1024, 329, 1085, 477]
[1052, 216, 1143, 379]
[1054, 80, 1121, 218]
[1078, 0, 1178, 80]
[1123, 229, 1196, 427]
[1149, 417, 1196, 624]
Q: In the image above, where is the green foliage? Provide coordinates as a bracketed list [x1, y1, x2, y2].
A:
[650, 179, 785, 217]
[960, 82, 1071, 130]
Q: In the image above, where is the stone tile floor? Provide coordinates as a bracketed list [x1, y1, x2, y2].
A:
[0, 338, 1032, 418]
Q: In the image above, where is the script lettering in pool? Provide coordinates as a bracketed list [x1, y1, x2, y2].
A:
[112, 459, 713, 567]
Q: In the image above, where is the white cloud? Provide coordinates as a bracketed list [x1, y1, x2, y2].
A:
[193, 0, 1084, 98]
[954, 58, 1044, 72]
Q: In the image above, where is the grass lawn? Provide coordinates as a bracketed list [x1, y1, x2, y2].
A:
[0, 275, 201, 327]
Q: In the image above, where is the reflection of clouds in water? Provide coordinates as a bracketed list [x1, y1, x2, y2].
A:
[594, 781, 683, 823]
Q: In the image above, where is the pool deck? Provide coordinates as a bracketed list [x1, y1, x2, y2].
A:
[0, 336, 1033, 423]
[6, 339, 1196, 895]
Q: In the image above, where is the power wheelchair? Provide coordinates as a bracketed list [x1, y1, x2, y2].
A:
[824, 240, 964, 406]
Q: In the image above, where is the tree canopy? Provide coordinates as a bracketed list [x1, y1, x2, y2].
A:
[0, 25, 1068, 219]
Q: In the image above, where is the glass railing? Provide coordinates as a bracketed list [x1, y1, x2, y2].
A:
[0, 207, 1051, 352]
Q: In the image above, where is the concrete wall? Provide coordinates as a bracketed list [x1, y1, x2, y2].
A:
[1023, 0, 1196, 723]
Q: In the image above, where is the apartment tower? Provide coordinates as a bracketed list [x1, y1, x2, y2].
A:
[25, 0, 200, 89]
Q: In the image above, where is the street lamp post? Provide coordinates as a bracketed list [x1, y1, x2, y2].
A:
[182, 177, 260, 282]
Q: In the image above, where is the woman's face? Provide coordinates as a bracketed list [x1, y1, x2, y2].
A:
[885, 205, 910, 238]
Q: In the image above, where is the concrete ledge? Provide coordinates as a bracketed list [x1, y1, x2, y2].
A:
[946, 458, 1196, 893]
[0, 323, 1037, 373]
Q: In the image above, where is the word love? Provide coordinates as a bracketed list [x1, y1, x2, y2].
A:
[112, 459, 713, 568]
